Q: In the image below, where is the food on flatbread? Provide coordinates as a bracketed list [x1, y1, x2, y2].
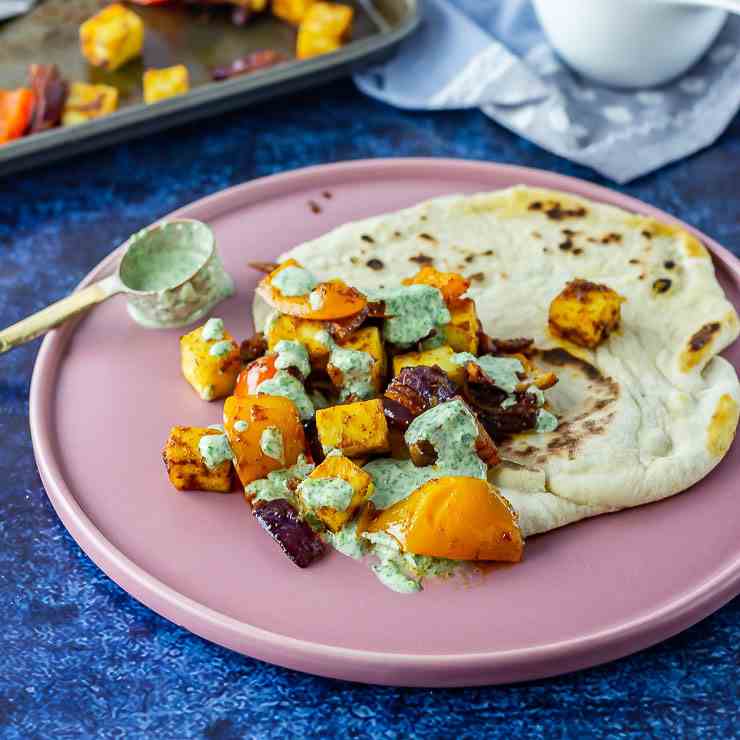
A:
[162, 426, 234, 492]
[164, 186, 739, 592]
[367, 477, 523, 562]
[549, 278, 625, 348]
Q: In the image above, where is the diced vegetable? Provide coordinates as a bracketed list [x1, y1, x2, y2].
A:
[143, 64, 190, 104]
[266, 313, 331, 369]
[316, 398, 390, 457]
[180, 321, 242, 401]
[392, 345, 464, 385]
[224, 395, 306, 486]
[253, 499, 326, 568]
[402, 266, 470, 308]
[61, 83, 118, 126]
[296, 2, 354, 59]
[27, 65, 68, 134]
[273, 0, 316, 25]
[235, 355, 278, 397]
[0, 89, 35, 144]
[258, 260, 366, 320]
[327, 326, 386, 396]
[367, 477, 523, 562]
[79, 3, 144, 71]
[384, 365, 459, 426]
[162, 426, 234, 493]
[297, 454, 374, 532]
[549, 279, 624, 349]
[443, 298, 480, 354]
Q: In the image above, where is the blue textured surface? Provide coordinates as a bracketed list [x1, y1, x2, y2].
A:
[0, 79, 738, 738]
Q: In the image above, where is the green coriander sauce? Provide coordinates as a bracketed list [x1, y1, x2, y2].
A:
[274, 340, 311, 378]
[316, 331, 375, 401]
[272, 266, 318, 296]
[366, 284, 451, 346]
[260, 426, 284, 463]
[245, 455, 314, 505]
[298, 477, 355, 511]
[256, 371, 315, 420]
[201, 317, 225, 341]
[199, 433, 233, 470]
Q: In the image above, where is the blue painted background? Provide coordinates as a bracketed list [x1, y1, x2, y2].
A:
[0, 79, 738, 738]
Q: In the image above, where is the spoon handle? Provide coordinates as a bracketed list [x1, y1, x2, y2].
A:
[0, 274, 121, 354]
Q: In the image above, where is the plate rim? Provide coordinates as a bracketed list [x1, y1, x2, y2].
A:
[30, 157, 740, 687]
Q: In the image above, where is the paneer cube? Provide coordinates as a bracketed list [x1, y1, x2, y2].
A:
[79, 3, 144, 71]
[180, 321, 242, 401]
[296, 2, 353, 59]
[328, 326, 386, 395]
[549, 279, 624, 349]
[266, 313, 331, 369]
[273, 0, 316, 25]
[316, 399, 390, 457]
[162, 426, 233, 493]
[393, 345, 464, 385]
[143, 64, 190, 104]
[224, 394, 306, 487]
[443, 298, 479, 354]
[61, 82, 118, 126]
[298, 454, 374, 532]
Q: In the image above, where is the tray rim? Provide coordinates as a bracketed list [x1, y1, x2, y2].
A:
[29, 158, 740, 687]
[0, 0, 419, 176]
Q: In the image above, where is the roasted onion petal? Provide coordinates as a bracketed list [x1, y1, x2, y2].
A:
[253, 499, 325, 568]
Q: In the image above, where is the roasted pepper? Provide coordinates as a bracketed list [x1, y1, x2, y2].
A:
[0, 89, 35, 144]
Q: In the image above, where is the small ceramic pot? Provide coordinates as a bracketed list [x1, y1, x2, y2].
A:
[532, 0, 727, 88]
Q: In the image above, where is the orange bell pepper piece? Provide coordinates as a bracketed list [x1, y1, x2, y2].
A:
[0, 89, 35, 145]
[257, 259, 367, 320]
[402, 266, 470, 308]
[368, 476, 524, 562]
[235, 355, 278, 397]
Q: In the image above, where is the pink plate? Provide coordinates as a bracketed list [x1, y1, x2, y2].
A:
[31, 159, 740, 687]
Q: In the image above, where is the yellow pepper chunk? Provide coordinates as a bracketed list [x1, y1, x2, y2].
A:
[79, 3, 144, 72]
[62, 82, 119, 126]
[143, 65, 190, 105]
[273, 0, 316, 25]
[296, 2, 353, 60]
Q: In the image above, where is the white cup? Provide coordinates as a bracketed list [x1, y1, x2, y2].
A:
[532, 0, 727, 88]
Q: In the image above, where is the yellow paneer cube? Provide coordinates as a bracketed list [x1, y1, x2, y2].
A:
[273, 0, 316, 25]
[180, 320, 242, 401]
[549, 279, 625, 349]
[79, 3, 144, 71]
[266, 313, 331, 369]
[392, 345, 464, 385]
[298, 454, 374, 532]
[61, 82, 118, 126]
[143, 65, 190, 104]
[328, 326, 386, 395]
[443, 298, 479, 353]
[316, 399, 390, 457]
[296, 2, 353, 59]
[162, 426, 234, 493]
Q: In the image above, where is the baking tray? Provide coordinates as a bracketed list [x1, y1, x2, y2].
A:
[0, 0, 419, 176]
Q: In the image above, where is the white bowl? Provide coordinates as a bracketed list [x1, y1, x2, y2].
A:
[532, 0, 727, 88]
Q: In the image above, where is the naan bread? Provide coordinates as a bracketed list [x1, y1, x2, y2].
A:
[253, 187, 740, 536]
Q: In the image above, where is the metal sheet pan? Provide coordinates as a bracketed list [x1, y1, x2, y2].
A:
[0, 0, 418, 175]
